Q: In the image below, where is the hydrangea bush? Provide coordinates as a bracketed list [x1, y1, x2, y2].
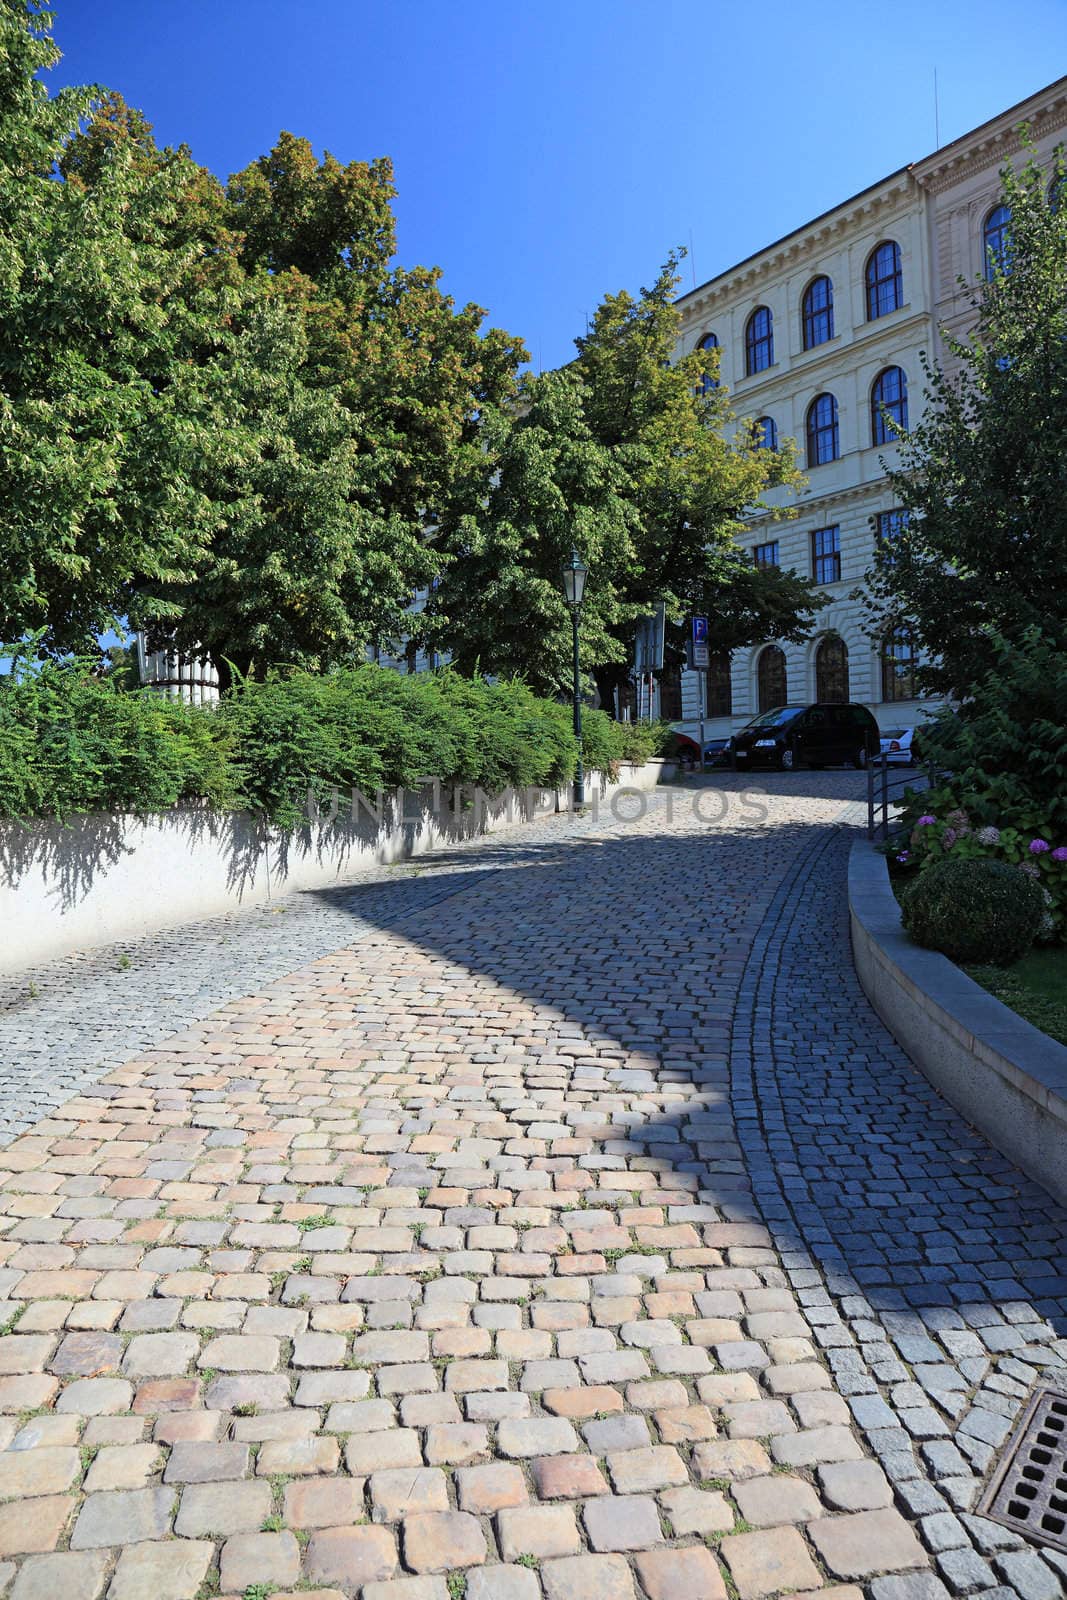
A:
[895, 809, 1065, 942]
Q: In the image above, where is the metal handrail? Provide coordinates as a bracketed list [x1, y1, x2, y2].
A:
[866, 754, 942, 843]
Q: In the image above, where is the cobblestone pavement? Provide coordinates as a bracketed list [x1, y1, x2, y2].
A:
[0, 774, 1064, 1600]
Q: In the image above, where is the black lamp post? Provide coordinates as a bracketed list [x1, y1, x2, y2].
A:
[561, 548, 589, 808]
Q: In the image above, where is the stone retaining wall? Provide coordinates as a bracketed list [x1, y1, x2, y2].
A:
[849, 837, 1067, 1206]
[0, 761, 673, 973]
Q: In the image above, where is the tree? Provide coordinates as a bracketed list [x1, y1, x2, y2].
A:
[863, 141, 1067, 696]
[425, 256, 823, 707]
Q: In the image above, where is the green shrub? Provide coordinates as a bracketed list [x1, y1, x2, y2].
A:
[901, 856, 1046, 965]
[0, 656, 235, 821]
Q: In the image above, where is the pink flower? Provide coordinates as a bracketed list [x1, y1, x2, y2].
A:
[1030, 838, 1051, 854]
[917, 815, 936, 826]
[1052, 846, 1067, 862]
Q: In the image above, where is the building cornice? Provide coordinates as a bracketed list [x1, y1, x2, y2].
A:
[913, 82, 1067, 195]
[676, 176, 916, 324]
[747, 475, 892, 526]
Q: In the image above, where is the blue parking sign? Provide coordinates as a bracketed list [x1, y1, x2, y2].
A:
[692, 616, 708, 644]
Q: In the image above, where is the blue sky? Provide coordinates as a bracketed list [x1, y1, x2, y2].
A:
[49, 0, 1067, 372]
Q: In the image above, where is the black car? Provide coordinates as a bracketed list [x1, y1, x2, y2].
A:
[731, 703, 881, 771]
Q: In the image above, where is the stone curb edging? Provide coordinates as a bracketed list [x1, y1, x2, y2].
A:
[0, 759, 675, 975]
[848, 836, 1067, 1207]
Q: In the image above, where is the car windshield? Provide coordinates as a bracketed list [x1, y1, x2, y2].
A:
[882, 728, 908, 739]
[744, 707, 803, 729]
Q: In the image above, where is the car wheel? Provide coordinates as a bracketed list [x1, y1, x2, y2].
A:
[854, 747, 869, 770]
[779, 747, 795, 771]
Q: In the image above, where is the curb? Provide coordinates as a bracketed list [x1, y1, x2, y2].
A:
[848, 836, 1067, 1205]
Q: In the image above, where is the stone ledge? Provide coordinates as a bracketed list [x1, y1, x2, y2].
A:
[848, 837, 1067, 1205]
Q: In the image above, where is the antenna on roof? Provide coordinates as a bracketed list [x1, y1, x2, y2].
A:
[934, 66, 941, 149]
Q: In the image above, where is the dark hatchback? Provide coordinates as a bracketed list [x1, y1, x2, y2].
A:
[731, 703, 881, 771]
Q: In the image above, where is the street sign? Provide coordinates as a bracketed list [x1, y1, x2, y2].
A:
[692, 615, 708, 645]
[692, 641, 708, 669]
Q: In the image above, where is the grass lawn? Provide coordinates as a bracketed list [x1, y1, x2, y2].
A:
[966, 946, 1067, 1048]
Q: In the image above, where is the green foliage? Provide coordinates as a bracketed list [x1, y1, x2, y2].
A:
[901, 856, 1045, 966]
[0, 649, 234, 821]
[968, 947, 1067, 1047]
[865, 141, 1067, 695]
[892, 632, 1067, 940]
[426, 255, 823, 709]
[0, 658, 652, 828]
[0, 26, 525, 675]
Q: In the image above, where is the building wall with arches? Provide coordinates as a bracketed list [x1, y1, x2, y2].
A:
[671, 75, 1067, 737]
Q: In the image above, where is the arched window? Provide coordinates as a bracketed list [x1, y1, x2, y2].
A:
[984, 205, 1011, 279]
[707, 650, 732, 718]
[871, 366, 909, 446]
[757, 645, 788, 712]
[745, 307, 774, 375]
[865, 241, 903, 319]
[697, 332, 719, 394]
[753, 415, 778, 450]
[802, 275, 834, 349]
[806, 392, 839, 466]
[881, 627, 918, 702]
[815, 635, 849, 703]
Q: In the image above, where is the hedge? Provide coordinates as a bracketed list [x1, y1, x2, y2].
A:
[0, 658, 668, 829]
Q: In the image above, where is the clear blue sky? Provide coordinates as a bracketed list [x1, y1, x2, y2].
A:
[48, 0, 1067, 372]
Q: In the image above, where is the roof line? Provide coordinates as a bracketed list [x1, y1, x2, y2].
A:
[677, 73, 1067, 313]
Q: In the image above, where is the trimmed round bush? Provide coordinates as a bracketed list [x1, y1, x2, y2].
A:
[901, 856, 1045, 966]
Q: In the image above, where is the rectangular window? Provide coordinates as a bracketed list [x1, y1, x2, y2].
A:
[877, 508, 908, 549]
[753, 540, 780, 568]
[811, 525, 841, 584]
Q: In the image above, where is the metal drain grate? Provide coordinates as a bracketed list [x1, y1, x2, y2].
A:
[978, 1385, 1067, 1554]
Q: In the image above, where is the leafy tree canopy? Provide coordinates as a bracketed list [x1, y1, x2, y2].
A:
[426, 256, 824, 704]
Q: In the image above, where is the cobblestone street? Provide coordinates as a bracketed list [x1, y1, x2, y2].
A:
[0, 774, 1064, 1600]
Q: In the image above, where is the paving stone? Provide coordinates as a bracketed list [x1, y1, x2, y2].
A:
[219, 1530, 302, 1592]
[635, 1546, 728, 1600]
[122, 1332, 199, 1378]
[733, 1473, 821, 1526]
[818, 1458, 894, 1511]
[108, 1539, 214, 1600]
[364, 1580, 448, 1600]
[497, 1418, 578, 1458]
[370, 1467, 449, 1522]
[163, 1439, 249, 1482]
[497, 1504, 582, 1560]
[692, 1439, 771, 1480]
[934, 1546, 995, 1593]
[83, 1443, 161, 1492]
[541, 1552, 636, 1600]
[9, 1551, 110, 1600]
[582, 1494, 663, 1552]
[0, 1496, 74, 1557]
[346, 1430, 422, 1474]
[660, 1483, 734, 1535]
[284, 1476, 368, 1528]
[258, 1434, 340, 1476]
[55, 1377, 133, 1415]
[402, 1510, 487, 1572]
[0, 1445, 79, 1497]
[720, 1526, 822, 1599]
[456, 1462, 528, 1514]
[69, 1486, 174, 1548]
[808, 1509, 927, 1579]
[306, 1526, 399, 1588]
[175, 1478, 273, 1536]
[531, 1453, 609, 1500]
[606, 1444, 687, 1492]
[466, 1567, 540, 1600]
[992, 1550, 1062, 1600]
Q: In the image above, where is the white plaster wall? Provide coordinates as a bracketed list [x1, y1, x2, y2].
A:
[0, 763, 672, 974]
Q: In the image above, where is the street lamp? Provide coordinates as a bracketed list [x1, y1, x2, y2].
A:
[561, 549, 589, 808]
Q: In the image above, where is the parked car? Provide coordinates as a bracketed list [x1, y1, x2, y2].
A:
[731, 703, 881, 771]
[879, 726, 917, 765]
[703, 736, 733, 769]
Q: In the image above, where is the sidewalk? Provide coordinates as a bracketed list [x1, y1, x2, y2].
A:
[0, 775, 1063, 1600]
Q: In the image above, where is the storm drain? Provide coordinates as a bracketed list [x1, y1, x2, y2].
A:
[978, 1385, 1067, 1554]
